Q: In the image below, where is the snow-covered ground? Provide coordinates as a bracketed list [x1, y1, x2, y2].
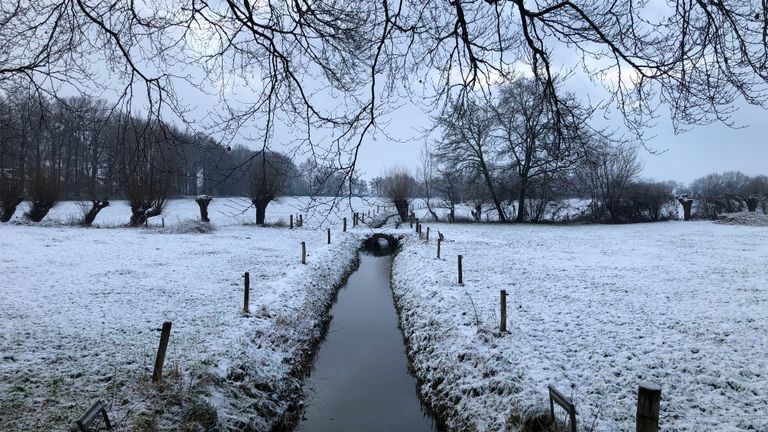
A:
[391, 221, 768, 431]
[0, 197, 389, 431]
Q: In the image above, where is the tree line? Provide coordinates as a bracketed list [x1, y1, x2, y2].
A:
[375, 78, 768, 224]
[0, 91, 365, 225]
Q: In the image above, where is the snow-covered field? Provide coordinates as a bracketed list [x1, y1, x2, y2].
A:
[3, 196, 765, 431]
[0, 197, 386, 431]
[392, 221, 768, 431]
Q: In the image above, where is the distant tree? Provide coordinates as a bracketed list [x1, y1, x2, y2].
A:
[578, 144, 642, 222]
[690, 172, 746, 218]
[121, 123, 177, 227]
[433, 164, 463, 223]
[493, 78, 587, 222]
[381, 167, 415, 222]
[420, 143, 440, 222]
[435, 98, 506, 222]
[740, 175, 768, 212]
[623, 181, 678, 222]
[0, 173, 23, 222]
[24, 173, 60, 222]
[195, 195, 212, 223]
[250, 152, 290, 225]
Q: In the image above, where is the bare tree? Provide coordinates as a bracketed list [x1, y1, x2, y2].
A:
[578, 143, 642, 222]
[24, 173, 60, 222]
[493, 78, 588, 222]
[0, 172, 23, 222]
[195, 195, 213, 223]
[435, 98, 507, 222]
[4, 1, 765, 197]
[433, 164, 463, 223]
[250, 152, 290, 225]
[121, 122, 176, 227]
[420, 142, 440, 222]
[381, 167, 415, 222]
[741, 175, 768, 212]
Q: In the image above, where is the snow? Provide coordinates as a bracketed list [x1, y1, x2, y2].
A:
[4, 195, 764, 431]
[0, 197, 384, 431]
[2, 196, 388, 228]
[716, 212, 768, 227]
[391, 221, 768, 431]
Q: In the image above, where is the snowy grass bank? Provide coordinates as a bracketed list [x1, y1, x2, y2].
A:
[391, 221, 768, 431]
[0, 216, 369, 431]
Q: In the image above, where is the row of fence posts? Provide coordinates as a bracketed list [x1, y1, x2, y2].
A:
[412, 218, 663, 432]
[151, 208, 359, 383]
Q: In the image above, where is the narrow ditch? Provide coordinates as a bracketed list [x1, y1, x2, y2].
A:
[295, 236, 436, 431]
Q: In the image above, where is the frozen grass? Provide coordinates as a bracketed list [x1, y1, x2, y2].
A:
[0, 197, 392, 431]
[391, 221, 768, 431]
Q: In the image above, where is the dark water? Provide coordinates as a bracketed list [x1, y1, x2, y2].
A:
[295, 253, 436, 432]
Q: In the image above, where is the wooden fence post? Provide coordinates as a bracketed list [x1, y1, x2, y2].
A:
[243, 272, 250, 315]
[426, 226, 430, 241]
[437, 238, 441, 259]
[301, 241, 306, 264]
[290, 215, 293, 229]
[343, 217, 347, 232]
[327, 227, 331, 244]
[458, 255, 463, 285]
[152, 321, 172, 382]
[161, 218, 165, 228]
[637, 382, 662, 432]
[299, 214, 303, 227]
[500, 290, 507, 333]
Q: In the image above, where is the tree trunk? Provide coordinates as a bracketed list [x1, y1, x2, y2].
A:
[0, 197, 23, 222]
[25, 200, 55, 222]
[393, 199, 409, 222]
[744, 196, 758, 212]
[516, 179, 528, 222]
[82, 200, 109, 226]
[129, 204, 163, 227]
[196, 195, 212, 222]
[677, 197, 693, 221]
[252, 198, 270, 225]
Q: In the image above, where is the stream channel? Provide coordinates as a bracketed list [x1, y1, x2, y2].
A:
[295, 246, 436, 432]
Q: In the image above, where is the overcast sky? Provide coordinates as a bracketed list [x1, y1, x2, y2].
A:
[348, 96, 768, 185]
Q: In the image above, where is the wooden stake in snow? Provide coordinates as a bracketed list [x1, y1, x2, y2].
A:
[500, 290, 507, 333]
[290, 215, 293, 229]
[426, 227, 430, 241]
[327, 227, 331, 244]
[243, 272, 250, 315]
[299, 214, 303, 227]
[152, 321, 172, 382]
[636, 382, 662, 432]
[161, 218, 165, 229]
[437, 238, 442, 259]
[301, 241, 306, 264]
[343, 217, 347, 232]
[457, 255, 463, 285]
